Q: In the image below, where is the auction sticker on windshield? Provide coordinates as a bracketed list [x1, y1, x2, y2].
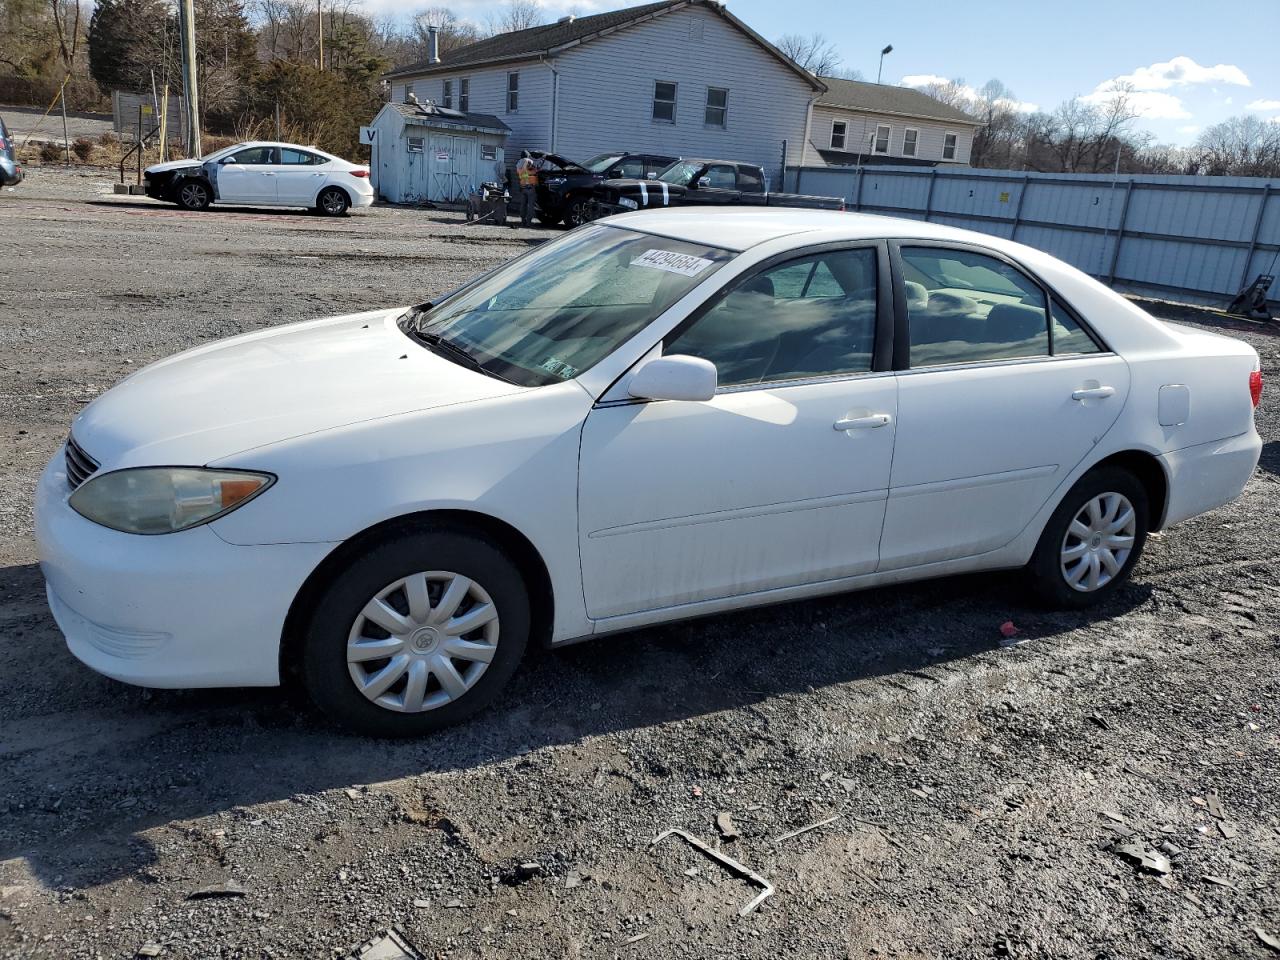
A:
[631, 249, 716, 277]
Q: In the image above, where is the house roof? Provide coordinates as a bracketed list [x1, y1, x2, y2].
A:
[387, 100, 511, 135]
[811, 147, 942, 168]
[816, 76, 981, 126]
[384, 0, 824, 91]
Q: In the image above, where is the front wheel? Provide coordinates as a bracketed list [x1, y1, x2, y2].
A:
[177, 179, 211, 210]
[1027, 467, 1149, 608]
[300, 528, 530, 736]
[316, 186, 350, 216]
[565, 198, 593, 227]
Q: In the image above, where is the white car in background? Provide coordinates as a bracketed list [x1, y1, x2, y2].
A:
[143, 141, 374, 215]
[36, 211, 1263, 736]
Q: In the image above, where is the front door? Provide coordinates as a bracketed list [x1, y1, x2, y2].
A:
[578, 244, 897, 620]
[879, 242, 1130, 569]
[212, 145, 278, 203]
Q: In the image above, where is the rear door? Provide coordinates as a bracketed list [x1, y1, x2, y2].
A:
[880, 241, 1130, 570]
[214, 145, 279, 203]
[276, 147, 330, 205]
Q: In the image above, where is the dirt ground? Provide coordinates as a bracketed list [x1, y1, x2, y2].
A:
[2, 167, 1279, 960]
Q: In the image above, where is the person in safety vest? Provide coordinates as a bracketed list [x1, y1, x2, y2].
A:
[515, 150, 540, 228]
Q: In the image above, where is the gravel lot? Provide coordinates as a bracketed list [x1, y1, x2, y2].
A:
[2, 167, 1279, 960]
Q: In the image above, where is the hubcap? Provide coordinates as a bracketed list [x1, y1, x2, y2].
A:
[346, 571, 499, 713]
[323, 192, 343, 213]
[181, 184, 205, 206]
[1060, 492, 1136, 592]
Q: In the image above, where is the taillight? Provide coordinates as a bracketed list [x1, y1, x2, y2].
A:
[1249, 369, 1263, 408]
[349, 169, 369, 178]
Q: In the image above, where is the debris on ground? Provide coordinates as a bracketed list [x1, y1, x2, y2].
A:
[186, 880, 249, 900]
[773, 814, 842, 844]
[1256, 927, 1280, 953]
[1202, 875, 1237, 890]
[348, 928, 425, 960]
[136, 945, 162, 958]
[1113, 841, 1172, 875]
[1206, 791, 1226, 820]
[715, 811, 740, 841]
[650, 828, 774, 916]
[997, 621, 1021, 646]
[624, 933, 649, 945]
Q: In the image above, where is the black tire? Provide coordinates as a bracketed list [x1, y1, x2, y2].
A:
[565, 198, 593, 228]
[176, 178, 211, 211]
[1027, 466, 1149, 608]
[536, 210, 562, 227]
[300, 527, 530, 736]
[316, 186, 350, 216]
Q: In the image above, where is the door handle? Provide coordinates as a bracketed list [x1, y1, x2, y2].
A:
[834, 414, 892, 431]
[1071, 386, 1115, 401]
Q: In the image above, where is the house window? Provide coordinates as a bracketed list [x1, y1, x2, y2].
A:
[874, 124, 890, 154]
[652, 81, 677, 123]
[407, 137, 425, 153]
[830, 120, 846, 150]
[507, 72, 519, 112]
[705, 87, 727, 128]
[404, 82, 414, 101]
[481, 143, 496, 161]
[903, 128, 918, 157]
[459, 78, 470, 113]
[441, 79, 452, 109]
[943, 131, 958, 160]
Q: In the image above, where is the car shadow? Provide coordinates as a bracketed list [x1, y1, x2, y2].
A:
[0, 558, 1153, 892]
[1259, 439, 1280, 478]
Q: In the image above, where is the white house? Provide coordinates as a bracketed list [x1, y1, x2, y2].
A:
[805, 76, 982, 168]
[383, 0, 825, 186]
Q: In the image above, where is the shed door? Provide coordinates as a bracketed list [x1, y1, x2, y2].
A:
[430, 135, 474, 202]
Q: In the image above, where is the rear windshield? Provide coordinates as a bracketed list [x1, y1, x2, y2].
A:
[400, 225, 734, 387]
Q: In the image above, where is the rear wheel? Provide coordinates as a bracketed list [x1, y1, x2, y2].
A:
[176, 179, 211, 210]
[300, 528, 530, 736]
[1028, 467, 1149, 608]
[317, 186, 350, 216]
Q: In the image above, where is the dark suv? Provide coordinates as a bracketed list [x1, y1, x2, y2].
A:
[533, 151, 676, 227]
[0, 114, 23, 187]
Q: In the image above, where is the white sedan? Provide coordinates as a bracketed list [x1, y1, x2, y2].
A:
[143, 141, 374, 215]
[36, 210, 1263, 735]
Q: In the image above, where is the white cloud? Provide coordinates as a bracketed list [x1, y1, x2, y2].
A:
[1106, 56, 1250, 92]
[1248, 98, 1280, 111]
[1177, 124, 1199, 134]
[899, 74, 1039, 113]
[1082, 87, 1191, 119]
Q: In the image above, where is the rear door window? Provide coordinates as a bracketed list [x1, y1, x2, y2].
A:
[280, 148, 325, 165]
[900, 247, 1050, 367]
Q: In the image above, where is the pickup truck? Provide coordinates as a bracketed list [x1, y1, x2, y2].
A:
[531, 150, 678, 227]
[591, 159, 844, 217]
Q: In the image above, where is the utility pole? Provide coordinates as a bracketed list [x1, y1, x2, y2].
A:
[316, 0, 324, 70]
[179, 0, 201, 157]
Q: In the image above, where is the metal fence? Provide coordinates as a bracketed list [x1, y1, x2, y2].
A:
[111, 90, 188, 144]
[785, 164, 1280, 307]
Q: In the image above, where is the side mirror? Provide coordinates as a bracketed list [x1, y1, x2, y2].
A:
[628, 354, 717, 402]
[696, 177, 711, 188]
[646, 172, 658, 180]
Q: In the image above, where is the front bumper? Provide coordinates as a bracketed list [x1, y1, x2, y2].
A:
[35, 450, 335, 688]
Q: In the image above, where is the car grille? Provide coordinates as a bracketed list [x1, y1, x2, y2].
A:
[65, 435, 99, 490]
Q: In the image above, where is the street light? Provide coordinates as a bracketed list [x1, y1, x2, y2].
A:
[877, 44, 893, 84]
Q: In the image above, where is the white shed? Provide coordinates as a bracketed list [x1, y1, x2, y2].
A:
[367, 99, 510, 204]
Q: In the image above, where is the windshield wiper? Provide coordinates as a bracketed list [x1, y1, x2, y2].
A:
[410, 329, 517, 384]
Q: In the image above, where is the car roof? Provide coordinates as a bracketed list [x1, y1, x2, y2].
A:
[610, 207, 1019, 253]
[230, 141, 337, 157]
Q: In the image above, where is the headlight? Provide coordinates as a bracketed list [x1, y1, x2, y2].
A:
[69, 467, 274, 535]
[618, 197, 638, 210]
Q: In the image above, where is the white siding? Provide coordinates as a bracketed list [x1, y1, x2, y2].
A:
[809, 105, 975, 165]
[390, 60, 553, 161]
[552, 6, 814, 185]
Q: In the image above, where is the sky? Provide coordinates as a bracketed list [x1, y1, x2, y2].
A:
[371, 0, 1280, 146]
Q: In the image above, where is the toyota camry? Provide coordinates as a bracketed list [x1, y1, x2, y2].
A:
[36, 210, 1264, 735]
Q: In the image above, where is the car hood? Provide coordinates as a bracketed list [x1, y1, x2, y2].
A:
[145, 158, 205, 175]
[71, 308, 524, 468]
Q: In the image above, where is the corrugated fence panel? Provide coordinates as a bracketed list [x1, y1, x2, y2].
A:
[784, 164, 1280, 305]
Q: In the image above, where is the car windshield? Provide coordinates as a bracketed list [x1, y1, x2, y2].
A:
[399, 225, 734, 387]
[581, 153, 624, 173]
[657, 161, 706, 186]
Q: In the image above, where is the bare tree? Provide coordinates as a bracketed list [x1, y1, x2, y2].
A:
[486, 0, 541, 35]
[775, 32, 841, 77]
[412, 5, 481, 54]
